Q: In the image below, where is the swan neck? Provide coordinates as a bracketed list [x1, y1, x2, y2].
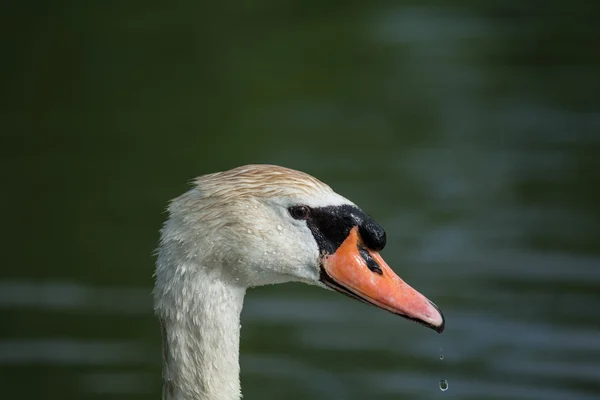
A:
[156, 263, 246, 400]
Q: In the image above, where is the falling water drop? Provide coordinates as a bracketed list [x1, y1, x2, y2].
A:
[439, 379, 448, 391]
[438, 347, 447, 391]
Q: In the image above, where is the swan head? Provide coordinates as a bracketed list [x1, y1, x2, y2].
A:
[158, 164, 444, 333]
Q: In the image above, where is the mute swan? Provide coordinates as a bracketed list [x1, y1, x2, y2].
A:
[154, 164, 444, 400]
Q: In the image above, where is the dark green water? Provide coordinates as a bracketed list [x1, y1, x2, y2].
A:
[2, 2, 600, 399]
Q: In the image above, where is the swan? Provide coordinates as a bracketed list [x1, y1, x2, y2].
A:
[154, 164, 444, 400]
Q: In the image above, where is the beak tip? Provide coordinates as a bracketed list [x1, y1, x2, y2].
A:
[434, 318, 445, 334]
[428, 300, 445, 334]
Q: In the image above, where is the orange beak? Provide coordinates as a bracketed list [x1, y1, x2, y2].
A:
[320, 227, 445, 332]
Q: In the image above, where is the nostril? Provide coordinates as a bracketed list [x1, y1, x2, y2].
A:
[358, 247, 383, 275]
[358, 221, 386, 251]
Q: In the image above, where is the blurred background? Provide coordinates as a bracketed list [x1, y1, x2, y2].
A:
[1, 1, 599, 399]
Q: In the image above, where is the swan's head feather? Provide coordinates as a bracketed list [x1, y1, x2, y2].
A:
[192, 164, 340, 203]
[159, 165, 354, 288]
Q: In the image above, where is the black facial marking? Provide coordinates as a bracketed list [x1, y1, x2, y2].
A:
[359, 219, 386, 251]
[358, 246, 383, 275]
[304, 204, 386, 255]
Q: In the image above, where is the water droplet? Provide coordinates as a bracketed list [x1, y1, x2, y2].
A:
[439, 347, 444, 360]
[276, 224, 283, 231]
[247, 229, 252, 234]
[439, 379, 448, 391]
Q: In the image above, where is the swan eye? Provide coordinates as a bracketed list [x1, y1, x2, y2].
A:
[289, 205, 310, 220]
